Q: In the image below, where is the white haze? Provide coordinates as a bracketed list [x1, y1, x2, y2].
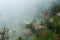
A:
[0, 0, 58, 40]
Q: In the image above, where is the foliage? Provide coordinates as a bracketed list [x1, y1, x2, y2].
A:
[35, 28, 55, 40]
[50, 2, 60, 16]
[0, 27, 10, 40]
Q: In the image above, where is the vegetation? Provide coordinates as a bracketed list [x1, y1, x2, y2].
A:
[0, 27, 10, 40]
[35, 2, 60, 40]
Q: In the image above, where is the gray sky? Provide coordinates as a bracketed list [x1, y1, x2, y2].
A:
[0, 0, 57, 24]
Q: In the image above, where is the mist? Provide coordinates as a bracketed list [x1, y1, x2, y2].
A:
[0, 0, 58, 40]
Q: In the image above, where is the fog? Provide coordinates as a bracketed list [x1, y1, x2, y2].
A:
[0, 0, 58, 40]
